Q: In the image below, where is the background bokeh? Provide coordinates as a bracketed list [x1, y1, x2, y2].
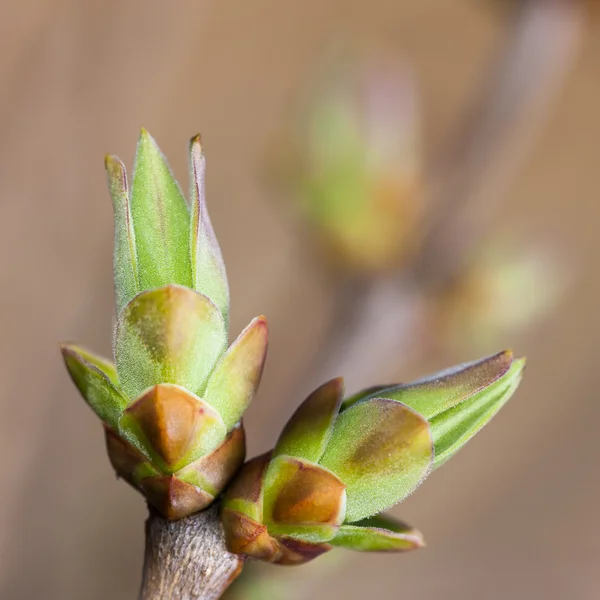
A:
[0, 1, 598, 599]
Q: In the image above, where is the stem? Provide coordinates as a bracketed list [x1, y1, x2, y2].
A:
[139, 504, 244, 600]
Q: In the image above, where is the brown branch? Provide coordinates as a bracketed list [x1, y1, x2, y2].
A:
[139, 504, 244, 600]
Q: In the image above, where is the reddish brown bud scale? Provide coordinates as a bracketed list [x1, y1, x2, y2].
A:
[123, 384, 221, 468]
[140, 477, 213, 521]
[225, 451, 271, 508]
[221, 509, 280, 562]
[276, 537, 332, 566]
[106, 424, 245, 520]
[266, 457, 346, 528]
[105, 426, 157, 486]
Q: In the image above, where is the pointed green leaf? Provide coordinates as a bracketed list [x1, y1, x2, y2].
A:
[65, 344, 119, 385]
[130, 129, 192, 290]
[114, 285, 227, 400]
[274, 378, 344, 463]
[263, 455, 346, 543]
[203, 316, 268, 429]
[189, 135, 230, 325]
[332, 513, 424, 551]
[320, 399, 433, 522]
[61, 344, 128, 429]
[431, 357, 525, 469]
[105, 155, 139, 314]
[377, 351, 513, 419]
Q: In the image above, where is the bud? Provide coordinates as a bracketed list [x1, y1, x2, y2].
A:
[61, 131, 268, 519]
[222, 352, 523, 564]
[434, 240, 565, 352]
[222, 379, 430, 565]
[272, 50, 422, 272]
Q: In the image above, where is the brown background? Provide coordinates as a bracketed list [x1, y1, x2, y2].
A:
[0, 1, 598, 599]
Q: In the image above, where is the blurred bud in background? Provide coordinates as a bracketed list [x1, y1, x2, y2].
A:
[269, 47, 423, 273]
[431, 235, 567, 353]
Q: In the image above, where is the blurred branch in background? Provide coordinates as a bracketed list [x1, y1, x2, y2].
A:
[420, 0, 584, 287]
[278, 0, 583, 394]
[225, 2, 584, 597]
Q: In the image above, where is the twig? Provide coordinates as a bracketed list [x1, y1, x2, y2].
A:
[139, 504, 243, 600]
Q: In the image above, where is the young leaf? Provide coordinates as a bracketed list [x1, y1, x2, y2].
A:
[431, 358, 526, 469]
[320, 398, 433, 522]
[377, 351, 513, 419]
[114, 285, 227, 400]
[203, 315, 268, 429]
[105, 155, 139, 314]
[189, 135, 230, 325]
[130, 129, 192, 291]
[61, 344, 128, 429]
[64, 344, 119, 384]
[332, 513, 423, 551]
[274, 378, 344, 463]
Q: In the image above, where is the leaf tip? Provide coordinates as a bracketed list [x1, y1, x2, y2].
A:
[190, 133, 204, 154]
[104, 153, 115, 170]
[58, 342, 73, 358]
[409, 528, 426, 548]
[137, 127, 159, 154]
[330, 376, 345, 394]
[252, 314, 269, 334]
[104, 153, 127, 190]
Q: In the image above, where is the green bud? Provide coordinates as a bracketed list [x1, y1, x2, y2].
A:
[222, 352, 524, 564]
[61, 131, 268, 519]
[129, 129, 192, 295]
[436, 238, 565, 352]
[270, 50, 423, 273]
[222, 378, 432, 564]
